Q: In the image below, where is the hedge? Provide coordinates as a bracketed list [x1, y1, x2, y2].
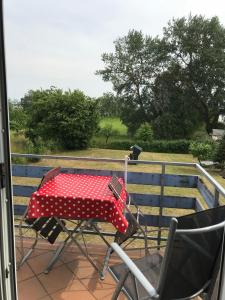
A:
[93, 139, 193, 154]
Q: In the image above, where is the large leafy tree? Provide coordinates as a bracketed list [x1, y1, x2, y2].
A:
[96, 30, 168, 134]
[163, 15, 225, 134]
[152, 65, 202, 139]
[97, 16, 225, 138]
[97, 92, 120, 117]
[22, 87, 99, 150]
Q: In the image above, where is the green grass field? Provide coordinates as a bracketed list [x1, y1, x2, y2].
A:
[99, 117, 128, 136]
[10, 129, 225, 208]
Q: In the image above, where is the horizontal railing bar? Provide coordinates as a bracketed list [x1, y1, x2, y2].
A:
[12, 165, 124, 179]
[13, 192, 196, 210]
[14, 224, 167, 241]
[196, 164, 225, 199]
[197, 179, 214, 208]
[11, 153, 197, 167]
[12, 166, 197, 188]
[130, 194, 196, 209]
[11, 153, 124, 163]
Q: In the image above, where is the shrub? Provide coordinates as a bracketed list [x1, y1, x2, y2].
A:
[11, 156, 27, 164]
[99, 124, 119, 143]
[135, 123, 153, 142]
[213, 134, 225, 168]
[25, 138, 47, 162]
[24, 88, 99, 150]
[189, 142, 214, 162]
[98, 139, 192, 154]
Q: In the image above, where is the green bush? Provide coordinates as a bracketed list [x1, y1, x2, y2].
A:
[99, 124, 119, 143]
[100, 139, 133, 150]
[25, 138, 47, 162]
[213, 134, 225, 168]
[98, 139, 192, 153]
[11, 156, 27, 164]
[189, 141, 214, 162]
[135, 123, 153, 142]
[24, 88, 99, 150]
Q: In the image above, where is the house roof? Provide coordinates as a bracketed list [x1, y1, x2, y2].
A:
[211, 129, 225, 136]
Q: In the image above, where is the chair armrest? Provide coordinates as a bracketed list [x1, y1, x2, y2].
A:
[111, 242, 159, 299]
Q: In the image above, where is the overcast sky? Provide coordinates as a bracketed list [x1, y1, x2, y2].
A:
[4, 0, 225, 100]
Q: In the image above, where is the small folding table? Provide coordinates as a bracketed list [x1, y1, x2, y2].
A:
[26, 173, 129, 276]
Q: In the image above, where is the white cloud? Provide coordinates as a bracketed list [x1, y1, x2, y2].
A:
[4, 0, 225, 99]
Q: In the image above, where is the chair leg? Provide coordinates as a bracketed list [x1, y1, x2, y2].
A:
[17, 212, 38, 269]
[101, 247, 113, 280]
[112, 269, 130, 300]
[131, 274, 139, 300]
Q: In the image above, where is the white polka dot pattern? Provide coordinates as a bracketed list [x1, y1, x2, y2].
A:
[27, 174, 128, 233]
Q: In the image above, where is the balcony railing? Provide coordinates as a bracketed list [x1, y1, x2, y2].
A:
[11, 153, 225, 246]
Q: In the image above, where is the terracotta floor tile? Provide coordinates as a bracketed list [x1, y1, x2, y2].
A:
[17, 262, 35, 283]
[64, 278, 86, 292]
[17, 277, 47, 300]
[81, 273, 116, 300]
[38, 264, 74, 294]
[50, 290, 96, 300]
[16, 239, 123, 299]
[16, 247, 22, 262]
[28, 252, 63, 275]
[30, 248, 52, 258]
[60, 251, 79, 264]
[66, 260, 99, 279]
[83, 273, 115, 287]
[20, 247, 52, 259]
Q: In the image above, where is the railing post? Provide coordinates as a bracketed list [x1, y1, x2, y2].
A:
[157, 164, 165, 247]
[124, 155, 128, 189]
[214, 188, 220, 207]
[219, 226, 225, 300]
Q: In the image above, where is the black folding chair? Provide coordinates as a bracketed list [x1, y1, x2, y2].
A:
[17, 167, 65, 268]
[109, 205, 225, 300]
[101, 176, 149, 279]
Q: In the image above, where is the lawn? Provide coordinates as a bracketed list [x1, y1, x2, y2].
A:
[12, 147, 225, 208]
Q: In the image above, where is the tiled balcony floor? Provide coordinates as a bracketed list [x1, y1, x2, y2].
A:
[16, 238, 203, 300]
[16, 238, 128, 300]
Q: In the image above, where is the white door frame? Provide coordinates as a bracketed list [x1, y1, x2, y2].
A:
[0, 1, 17, 299]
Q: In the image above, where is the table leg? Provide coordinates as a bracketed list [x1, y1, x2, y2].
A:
[55, 218, 104, 278]
[44, 220, 84, 274]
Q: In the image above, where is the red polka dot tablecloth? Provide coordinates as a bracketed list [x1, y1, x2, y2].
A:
[27, 174, 129, 233]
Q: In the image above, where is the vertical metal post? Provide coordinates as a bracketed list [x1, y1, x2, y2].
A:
[124, 155, 128, 189]
[219, 226, 225, 300]
[214, 189, 220, 207]
[157, 164, 165, 247]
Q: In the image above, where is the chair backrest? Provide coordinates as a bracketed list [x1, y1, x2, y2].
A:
[37, 167, 61, 190]
[158, 205, 225, 299]
[108, 176, 123, 200]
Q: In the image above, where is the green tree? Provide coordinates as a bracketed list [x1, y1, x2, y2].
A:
[151, 66, 202, 139]
[163, 15, 225, 134]
[97, 16, 225, 138]
[97, 92, 120, 117]
[100, 124, 118, 143]
[189, 141, 214, 163]
[9, 100, 27, 132]
[96, 30, 168, 134]
[135, 122, 153, 142]
[24, 87, 99, 150]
